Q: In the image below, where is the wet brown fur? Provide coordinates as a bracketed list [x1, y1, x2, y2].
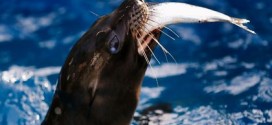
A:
[42, 0, 161, 125]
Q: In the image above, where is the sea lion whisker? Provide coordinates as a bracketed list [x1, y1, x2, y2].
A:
[125, 5, 131, 9]
[146, 44, 161, 64]
[166, 50, 178, 64]
[130, 10, 176, 41]
[142, 29, 178, 64]
[89, 10, 100, 17]
[137, 38, 160, 86]
[162, 26, 180, 38]
[143, 43, 160, 86]
[135, 30, 159, 83]
[148, 10, 166, 16]
[137, 25, 177, 64]
[149, 64, 160, 87]
[135, 30, 161, 64]
[136, 39, 150, 64]
[136, 14, 175, 42]
[141, 29, 167, 53]
[163, 50, 169, 63]
[140, 27, 173, 56]
[139, 12, 180, 39]
[146, 17, 180, 38]
[145, 22, 176, 40]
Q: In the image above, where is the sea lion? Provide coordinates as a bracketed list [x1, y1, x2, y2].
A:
[42, 0, 255, 125]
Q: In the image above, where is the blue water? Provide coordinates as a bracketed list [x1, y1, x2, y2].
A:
[0, 0, 272, 124]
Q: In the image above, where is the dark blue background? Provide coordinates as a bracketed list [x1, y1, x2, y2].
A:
[0, 0, 271, 124]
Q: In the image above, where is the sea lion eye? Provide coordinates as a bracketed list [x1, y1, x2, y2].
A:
[108, 35, 120, 54]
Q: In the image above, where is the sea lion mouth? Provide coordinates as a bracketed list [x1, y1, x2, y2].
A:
[127, 0, 157, 56]
[131, 1, 256, 56]
[128, 1, 166, 57]
[137, 29, 161, 55]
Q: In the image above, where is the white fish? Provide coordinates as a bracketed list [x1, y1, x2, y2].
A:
[144, 2, 256, 36]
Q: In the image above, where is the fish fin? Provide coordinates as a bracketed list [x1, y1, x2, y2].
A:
[230, 18, 256, 34]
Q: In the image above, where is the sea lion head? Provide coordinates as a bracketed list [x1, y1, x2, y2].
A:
[58, 0, 161, 93]
[79, 0, 160, 64]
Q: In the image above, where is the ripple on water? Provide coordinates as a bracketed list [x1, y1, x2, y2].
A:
[135, 106, 272, 125]
[256, 78, 272, 102]
[204, 72, 263, 95]
[1, 65, 270, 125]
[0, 66, 59, 125]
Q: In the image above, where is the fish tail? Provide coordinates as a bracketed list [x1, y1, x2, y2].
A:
[230, 18, 256, 34]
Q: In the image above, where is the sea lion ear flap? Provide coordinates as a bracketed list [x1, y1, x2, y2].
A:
[95, 30, 108, 50]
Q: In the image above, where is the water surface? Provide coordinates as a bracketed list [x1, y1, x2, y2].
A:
[0, 0, 272, 124]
